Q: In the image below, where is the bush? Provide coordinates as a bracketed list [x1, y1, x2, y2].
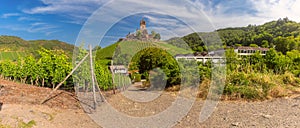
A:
[131, 47, 180, 86]
[281, 72, 297, 85]
[131, 73, 141, 82]
[268, 85, 288, 98]
[222, 71, 298, 100]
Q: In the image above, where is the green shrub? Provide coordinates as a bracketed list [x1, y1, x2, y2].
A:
[18, 120, 36, 128]
[238, 86, 262, 99]
[281, 72, 296, 85]
[222, 71, 293, 100]
[131, 73, 141, 82]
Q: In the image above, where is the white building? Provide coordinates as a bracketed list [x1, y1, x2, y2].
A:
[234, 46, 269, 56]
[175, 46, 269, 63]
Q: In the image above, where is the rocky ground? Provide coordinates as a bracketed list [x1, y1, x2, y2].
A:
[0, 79, 299, 128]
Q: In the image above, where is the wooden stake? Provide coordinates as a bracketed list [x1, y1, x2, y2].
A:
[111, 60, 116, 94]
[89, 45, 97, 108]
[93, 73, 106, 102]
[40, 53, 89, 104]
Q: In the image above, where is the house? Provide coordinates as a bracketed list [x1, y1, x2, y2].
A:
[175, 46, 269, 63]
[234, 46, 269, 56]
[175, 54, 225, 63]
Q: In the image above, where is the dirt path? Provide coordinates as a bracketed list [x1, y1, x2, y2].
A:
[0, 104, 100, 128]
[0, 79, 100, 128]
[0, 80, 299, 128]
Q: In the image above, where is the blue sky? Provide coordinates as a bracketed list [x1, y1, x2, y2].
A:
[0, 0, 300, 47]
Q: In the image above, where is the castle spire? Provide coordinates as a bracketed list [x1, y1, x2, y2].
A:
[140, 18, 146, 30]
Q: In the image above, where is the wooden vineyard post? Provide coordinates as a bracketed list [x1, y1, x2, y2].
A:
[118, 71, 120, 91]
[122, 74, 125, 91]
[89, 45, 97, 108]
[93, 73, 105, 102]
[111, 60, 116, 94]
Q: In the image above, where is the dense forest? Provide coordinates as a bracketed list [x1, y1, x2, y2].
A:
[175, 17, 300, 54]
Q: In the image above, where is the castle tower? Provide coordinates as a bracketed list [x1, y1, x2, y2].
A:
[140, 18, 146, 30]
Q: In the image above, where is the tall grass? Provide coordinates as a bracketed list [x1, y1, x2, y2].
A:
[198, 71, 300, 100]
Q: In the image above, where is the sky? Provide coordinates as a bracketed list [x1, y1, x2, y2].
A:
[0, 0, 300, 47]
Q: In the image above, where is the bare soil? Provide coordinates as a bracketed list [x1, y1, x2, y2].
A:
[0, 79, 300, 128]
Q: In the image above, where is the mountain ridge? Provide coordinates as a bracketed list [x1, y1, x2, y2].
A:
[0, 35, 74, 58]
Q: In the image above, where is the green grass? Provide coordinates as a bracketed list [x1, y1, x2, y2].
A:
[95, 40, 193, 68]
[154, 42, 193, 55]
[118, 40, 192, 56]
[118, 41, 156, 56]
[96, 40, 192, 61]
[18, 120, 36, 128]
[96, 42, 120, 60]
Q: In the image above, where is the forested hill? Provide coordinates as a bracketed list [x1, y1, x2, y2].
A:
[177, 17, 300, 54]
[0, 35, 74, 57]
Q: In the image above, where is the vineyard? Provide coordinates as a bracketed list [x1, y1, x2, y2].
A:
[0, 51, 27, 61]
[0, 47, 113, 91]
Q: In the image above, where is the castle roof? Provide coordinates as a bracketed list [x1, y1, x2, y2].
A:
[140, 18, 146, 25]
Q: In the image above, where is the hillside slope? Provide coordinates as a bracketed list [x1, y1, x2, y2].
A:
[180, 18, 300, 53]
[95, 40, 193, 65]
[0, 35, 74, 60]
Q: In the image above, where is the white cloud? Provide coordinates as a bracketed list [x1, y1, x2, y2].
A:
[18, 17, 39, 21]
[1, 13, 21, 18]
[20, 0, 299, 46]
[23, 0, 105, 24]
[24, 0, 104, 14]
[28, 22, 58, 33]
[20, 0, 300, 28]
[0, 22, 58, 36]
[250, 0, 300, 21]
[196, 0, 300, 29]
[76, 0, 215, 47]
[144, 15, 185, 27]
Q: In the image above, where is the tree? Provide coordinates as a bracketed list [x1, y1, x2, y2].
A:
[274, 36, 295, 54]
[249, 44, 259, 47]
[251, 51, 265, 72]
[274, 53, 292, 74]
[151, 30, 156, 37]
[136, 30, 142, 40]
[253, 32, 273, 46]
[154, 33, 161, 40]
[225, 49, 238, 71]
[261, 40, 269, 48]
[265, 48, 278, 70]
[286, 50, 300, 76]
[132, 47, 180, 86]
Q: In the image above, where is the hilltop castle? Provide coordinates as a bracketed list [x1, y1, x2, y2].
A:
[122, 18, 160, 42]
